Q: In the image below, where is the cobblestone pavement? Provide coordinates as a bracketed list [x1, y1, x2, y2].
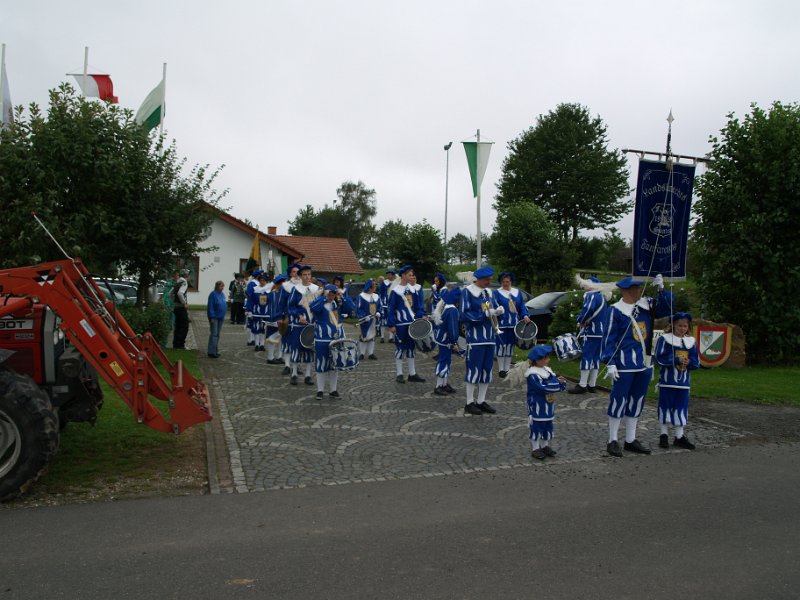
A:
[191, 312, 745, 493]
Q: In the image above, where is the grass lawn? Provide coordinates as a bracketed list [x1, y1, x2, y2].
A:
[8, 349, 208, 505]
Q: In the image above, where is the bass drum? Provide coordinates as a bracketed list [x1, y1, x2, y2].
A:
[299, 325, 316, 350]
[329, 338, 360, 371]
[553, 332, 581, 361]
[408, 319, 435, 353]
[514, 320, 539, 350]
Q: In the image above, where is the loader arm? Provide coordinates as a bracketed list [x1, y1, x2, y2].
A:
[0, 259, 211, 433]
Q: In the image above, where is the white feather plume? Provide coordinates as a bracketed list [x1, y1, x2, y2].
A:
[431, 299, 445, 325]
[574, 274, 615, 301]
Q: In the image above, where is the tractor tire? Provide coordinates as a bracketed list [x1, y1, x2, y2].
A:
[0, 370, 60, 502]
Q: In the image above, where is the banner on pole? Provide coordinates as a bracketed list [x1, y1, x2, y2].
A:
[462, 141, 493, 198]
[632, 159, 695, 279]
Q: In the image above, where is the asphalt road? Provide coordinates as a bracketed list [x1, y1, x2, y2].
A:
[3, 440, 798, 600]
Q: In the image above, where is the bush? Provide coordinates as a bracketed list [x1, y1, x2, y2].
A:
[116, 301, 172, 346]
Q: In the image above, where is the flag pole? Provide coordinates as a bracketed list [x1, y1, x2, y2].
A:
[159, 62, 167, 138]
[476, 129, 481, 268]
[82, 46, 89, 99]
[0, 43, 6, 118]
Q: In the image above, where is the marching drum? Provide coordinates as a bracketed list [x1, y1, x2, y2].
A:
[329, 338, 360, 371]
[553, 332, 581, 361]
[299, 324, 316, 350]
[514, 320, 539, 350]
[408, 318, 435, 353]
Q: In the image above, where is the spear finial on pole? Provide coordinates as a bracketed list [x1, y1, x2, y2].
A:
[666, 109, 674, 170]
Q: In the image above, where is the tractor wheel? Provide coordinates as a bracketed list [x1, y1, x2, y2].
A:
[0, 370, 60, 502]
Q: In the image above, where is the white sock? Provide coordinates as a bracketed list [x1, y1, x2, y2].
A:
[660, 424, 669, 435]
[588, 369, 599, 387]
[608, 417, 621, 443]
[436, 376, 445, 388]
[305, 364, 312, 377]
[329, 371, 338, 392]
[367, 340, 375, 356]
[283, 353, 291, 367]
[266, 345, 275, 360]
[316, 372, 326, 392]
[291, 363, 298, 377]
[625, 417, 638, 443]
[466, 383, 476, 403]
[540, 438, 550, 449]
[530, 439, 538, 451]
[408, 357, 417, 376]
[359, 341, 367, 356]
[504, 356, 513, 371]
[579, 370, 589, 386]
[247, 331, 254, 343]
[477, 383, 489, 403]
[675, 425, 685, 439]
[256, 333, 265, 347]
[395, 358, 404, 376]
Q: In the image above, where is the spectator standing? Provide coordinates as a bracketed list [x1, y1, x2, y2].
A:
[207, 280, 227, 358]
[172, 269, 190, 349]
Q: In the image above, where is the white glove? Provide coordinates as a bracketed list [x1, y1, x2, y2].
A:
[606, 365, 619, 381]
[493, 306, 505, 316]
[653, 274, 664, 290]
[245, 311, 252, 318]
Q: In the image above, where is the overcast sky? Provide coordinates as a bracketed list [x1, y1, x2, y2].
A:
[5, 1, 799, 243]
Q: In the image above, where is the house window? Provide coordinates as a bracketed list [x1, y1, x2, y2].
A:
[176, 256, 200, 292]
[239, 259, 249, 276]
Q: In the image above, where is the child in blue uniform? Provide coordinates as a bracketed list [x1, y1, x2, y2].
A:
[654, 312, 700, 449]
[356, 279, 380, 360]
[525, 345, 567, 459]
[432, 286, 462, 396]
[310, 284, 346, 398]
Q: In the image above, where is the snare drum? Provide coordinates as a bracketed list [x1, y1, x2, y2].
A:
[409, 319, 435, 353]
[300, 324, 316, 350]
[514, 320, 539, 350]
[329, 338, 360, 371]
[553, 332, 582, 361]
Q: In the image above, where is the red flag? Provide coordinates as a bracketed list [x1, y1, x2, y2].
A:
[70, 73, 118, 103]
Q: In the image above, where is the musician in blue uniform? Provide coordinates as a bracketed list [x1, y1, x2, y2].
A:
[379, 269, 397, 343]
[310, 284, 346, 399]
[431, 273, 447, 307]
[386, 265, 426, 383]
[263, 274, 288, 365]
[279, 263, 302, 374]
[493, 272, 531, 378]
[355, 279, 380, 361]
[432, 286, 461, 396]
[525, 345, 567, 459]
[245, 271, 269, 352]
[285, 265, 320, 386]
[569, 276, 611, 394]
[601, 276, 673, 457]
[654, 312, 700, 450]
[244, 269, 262, 347]
[460, 266, 503, 415]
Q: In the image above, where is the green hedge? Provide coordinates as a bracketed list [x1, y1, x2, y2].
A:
[116, 301, 172, 346]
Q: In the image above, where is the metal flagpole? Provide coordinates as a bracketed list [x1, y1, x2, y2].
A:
[0, 44, 6, 123]
[444, 141, 452, 262]
[82, 46, 89, 98]
[159, 62, 167, 137]
[476, 129, 481, 268]
[665, 109, 674, 171]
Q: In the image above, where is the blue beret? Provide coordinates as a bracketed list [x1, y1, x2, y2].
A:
[298, 265, 312, 272]
[323, 284, 338, 292]
[473, 266, 495, 279]
[386, 269, 397, 275]
[588, 276, 601, 283]
[273, 273, 288, 284]
[673, 312, 692, 322]
[364, 278, 374, 291]
[442, 287, 461, 304]
[289, 262, 303, 272]
[333, 274, 344, 282]
[527, 345, 553, 362]
[616, 276, 643, 289]
[498, 271, 515, 282]
[398, 265, 414, 275]
[316, 277, 328, 285]
[435, 273, 447, 284]
[253, 269, 265, 279]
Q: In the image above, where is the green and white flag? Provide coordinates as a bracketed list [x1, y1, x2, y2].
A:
[135, 79, 165, 132]
[462, 140, 493, 198]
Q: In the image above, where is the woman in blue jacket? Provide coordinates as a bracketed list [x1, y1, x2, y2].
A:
[207, 280, 227, 358]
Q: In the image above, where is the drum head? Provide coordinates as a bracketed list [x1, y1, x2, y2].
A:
[514, 321, 538, 344]
[408, 319, 433, 340]
[300, 325, 315, 349]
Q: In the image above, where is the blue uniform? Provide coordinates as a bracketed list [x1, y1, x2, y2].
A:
[246, 282, 271, 335]
[433, 304, 460, 379]
[387, 283, 425, 359]
[460, 284, 497, 384]
[356, 292, 380, 341]
[493, 287, 529, 358]
[655, 333, 700, 427]
[601, 291, 673, 419]
[286, 283, 319, 364]
[526, 366, 567, 441]
[310, 295, 345, 373]
[575, 290, 611, 370]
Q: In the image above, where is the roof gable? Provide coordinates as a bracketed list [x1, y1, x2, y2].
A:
[271, 235, 363, 275]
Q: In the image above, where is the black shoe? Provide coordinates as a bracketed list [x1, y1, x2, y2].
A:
[464, 403, 483, 416]
[531, 449, 546, 460]
[542, 446, 557, 457]
[247, 341, 255, 346]
[330, 390, 340, 398]
[290, 376, 298, 386]
[360, 354, 365, 360]
[607, 440, 623, 457]
[282, 366, 290, 375]
[434, 386, 448, 396]
[368, 354, 378, 360]
[396, 375, 405, 384]
[208, 353, 220, 358]
[659, 434, 670, 449]
[568, 385, 587, 395]
[587, 386, 597, 393]
[443, 384, 457, 394]
[624, 439, 652, 455]
[477, 402, 496, 414]
[498, 370, 508, 379]
[674, 436, 696, 450]
[407, 374, 426, 383]
[316, 391, 324, 399]
[380, 338, 385, 343]
[304, 376, 314, 386]
[269, 358, 284, 365]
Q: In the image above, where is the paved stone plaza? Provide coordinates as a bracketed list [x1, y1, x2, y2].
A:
[191, 311, 745, 493]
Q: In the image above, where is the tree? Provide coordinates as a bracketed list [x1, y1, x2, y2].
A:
[694, 101, 800, 364]
[0, 84, 224, 304]
[394, 221, 445, 284]
[446, 233, 477, 265]
[360, 219, 408, 267]
[490, 203, 575, 290]
[495, 103, 630, 241]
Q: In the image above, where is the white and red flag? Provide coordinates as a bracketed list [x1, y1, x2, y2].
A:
[69, 73, 118, 103]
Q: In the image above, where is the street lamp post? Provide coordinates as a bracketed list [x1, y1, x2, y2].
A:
[443, 141, 453, 262]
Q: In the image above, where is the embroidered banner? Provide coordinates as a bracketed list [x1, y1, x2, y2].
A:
[632, 159, 695, 279]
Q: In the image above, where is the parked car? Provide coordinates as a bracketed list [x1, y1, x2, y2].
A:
[525, 291, 569, 341]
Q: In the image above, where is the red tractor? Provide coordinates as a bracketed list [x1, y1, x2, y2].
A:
[0, 259, 211, 501]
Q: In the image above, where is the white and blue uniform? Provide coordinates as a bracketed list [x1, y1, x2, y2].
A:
[526, 366, 567, 445]
[576, 290, 610, 371]
[286, 283, 319, 371]
[246, 282, 270, 339]
[460, 284, 497, 384]
[601, 290, 673, 419]
[379, 277, 394, 341]
[655, 333, 700, 427]
[262, 283, 286, 361]
[244, 276, 258, 344]
[493, 287, 529, 361]
[356, 291, 380, 358]
[387, 283, 425, 359]
[433, 303, 460, 381]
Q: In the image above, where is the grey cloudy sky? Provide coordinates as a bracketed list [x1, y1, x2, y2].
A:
[5, 0, 799, 242]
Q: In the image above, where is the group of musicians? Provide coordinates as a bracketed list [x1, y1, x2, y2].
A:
[239, 263, 536, 414]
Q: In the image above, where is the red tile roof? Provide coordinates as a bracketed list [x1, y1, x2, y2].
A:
[212, 210, 302, 260]
[271, 235, 364, 275]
